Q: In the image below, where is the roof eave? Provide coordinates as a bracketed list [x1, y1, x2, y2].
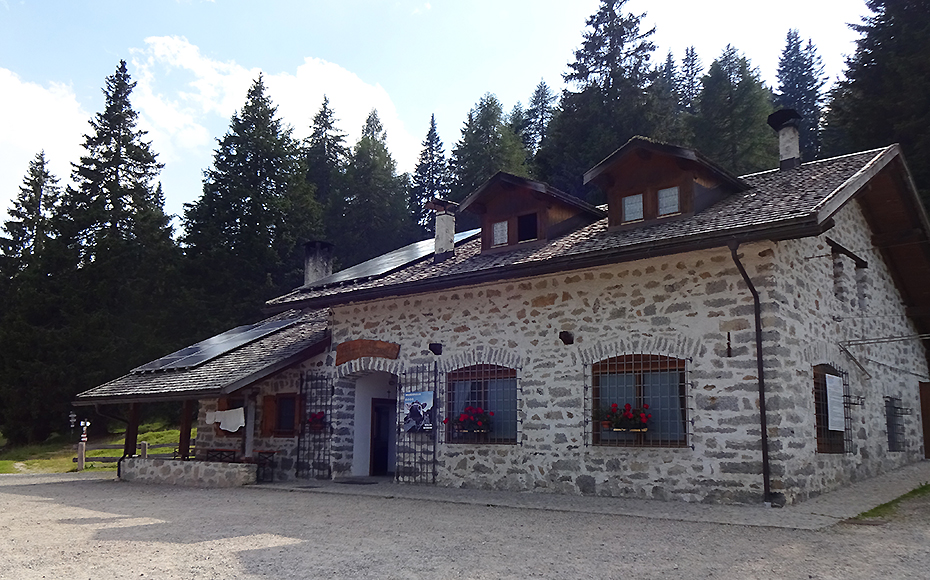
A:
[72, 334, 331, 406]
[271, 216, 827, 312]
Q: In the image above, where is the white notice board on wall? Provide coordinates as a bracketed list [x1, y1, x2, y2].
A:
[826, 374, 845, 431]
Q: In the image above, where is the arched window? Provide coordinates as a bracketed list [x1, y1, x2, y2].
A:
[445, 364, 518, 444]
[591, 354, 688, 447]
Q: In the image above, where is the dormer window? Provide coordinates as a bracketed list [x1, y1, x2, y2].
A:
[658, 186, 680, 216]
[517, 213, 538, 242]
[623, 194, 644, 222]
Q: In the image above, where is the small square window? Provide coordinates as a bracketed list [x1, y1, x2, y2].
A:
[492, 221, 508, 246]
[517, 213, 537, 242]
[658, 186, 680, 216]
[623, 194, 643, 222]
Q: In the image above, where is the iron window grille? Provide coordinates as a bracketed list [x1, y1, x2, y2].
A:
[812, 364, 853, 454]
[884, 396, 908, 452]
[587, 354, 690, 448]
[445, 364, 519, 445]
[396, 364, 440, 484]
[295, 373, 333, 480]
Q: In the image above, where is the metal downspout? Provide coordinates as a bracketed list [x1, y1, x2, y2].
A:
[728, 241, 773, 503]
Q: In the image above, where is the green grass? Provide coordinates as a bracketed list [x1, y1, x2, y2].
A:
[856, 482, 930, 520]
[0, 424, 196, 474]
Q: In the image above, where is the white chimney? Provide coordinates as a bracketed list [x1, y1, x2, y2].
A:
[767, 109, 802, 170]
[303, 240, 334, 286]
[425, 199, 458, 263]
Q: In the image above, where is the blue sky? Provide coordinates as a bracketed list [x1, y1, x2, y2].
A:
[0, 0, 869, 228]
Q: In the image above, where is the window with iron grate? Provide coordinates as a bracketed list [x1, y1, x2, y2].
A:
[445, 365, 517, 444]
[591, 354, 688, 447]
[813, 365, 848, 453]
[885, 396, 906, 452]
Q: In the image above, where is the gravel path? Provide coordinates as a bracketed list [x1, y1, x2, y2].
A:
[0, 473, 928, 579]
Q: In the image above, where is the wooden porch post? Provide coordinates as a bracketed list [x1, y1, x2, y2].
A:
[123, 403, 140, 457]
[178, 399, 194, 460]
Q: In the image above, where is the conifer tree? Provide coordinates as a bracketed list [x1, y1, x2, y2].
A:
[525, 80, 558, 154]
[776, 29, 826, 161]
[536, 0, 656, 199]
[679, 46, 703, 113]
[64, 60, 167, 260]
[825, 0, 930, 204]
[0, 151, 61, 277]
[691, 45, 776, 175]
[305, 96, 349, 244]
[648, 51, 689, 144]
[339, 109, 416, 266]
[183, 76, 321, 327]
[411, 114, 450, 233]
[449, 93, 528, 201]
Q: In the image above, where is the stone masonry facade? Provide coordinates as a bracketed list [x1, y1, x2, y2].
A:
[321, 199, 927, 504]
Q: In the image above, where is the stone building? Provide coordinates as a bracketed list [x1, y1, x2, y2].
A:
[76, 116, 930, 505]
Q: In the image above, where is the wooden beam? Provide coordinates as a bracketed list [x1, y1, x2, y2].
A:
[826, 237, 868, 268]
[123, 403, 140, 457]
[178, 400, 194, 461]
[871, 228, 926, 249]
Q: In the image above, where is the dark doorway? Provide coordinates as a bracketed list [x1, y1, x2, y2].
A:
[920, 383, 930, 459]
[370, 398, 395, 476]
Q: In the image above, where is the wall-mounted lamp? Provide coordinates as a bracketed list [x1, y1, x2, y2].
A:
[429, 343, 443, 355]
[559, 331, 574, 345]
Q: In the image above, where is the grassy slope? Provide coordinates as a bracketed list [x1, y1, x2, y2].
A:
[0, 422, 197, 474]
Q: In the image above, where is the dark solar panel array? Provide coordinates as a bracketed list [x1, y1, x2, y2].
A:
[309, 229, 480, 287]
[131, 317, 299, 374]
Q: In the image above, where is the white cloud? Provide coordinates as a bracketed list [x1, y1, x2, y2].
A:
[1, 37, 419, 226]
[267, 57, 420, 172]
[132, 36, 418, 170]
[0, 68, 88, 220]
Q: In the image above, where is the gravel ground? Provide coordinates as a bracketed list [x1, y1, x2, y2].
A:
[0, 473, 928, 580]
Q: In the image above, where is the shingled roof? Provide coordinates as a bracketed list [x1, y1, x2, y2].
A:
[268, 145, 918, 312]
[73, 309, 330, 405]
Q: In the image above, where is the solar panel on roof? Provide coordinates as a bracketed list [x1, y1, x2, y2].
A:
[131, 317, 299, 374]
[308, 229, 479, 287]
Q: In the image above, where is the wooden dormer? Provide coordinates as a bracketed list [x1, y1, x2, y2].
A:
[459, 172, 606, 253]
[584, 137, 748, 231]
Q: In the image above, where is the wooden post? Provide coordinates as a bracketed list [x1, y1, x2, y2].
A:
[123, 403, 140, 457]
[243, 397, 256, 460]
[178, 399, 194, 460]
[77, 442, 85, 471]
[140, 441, 148, 458]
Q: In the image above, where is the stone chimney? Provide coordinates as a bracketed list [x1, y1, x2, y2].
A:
[425, 199, 458, 263]
[767, 109, 803, 170]
[303, 240, 334, 286]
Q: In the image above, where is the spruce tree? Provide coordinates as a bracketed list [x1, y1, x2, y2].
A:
[65, 60, 166, 259]
[825, 0, 930, 204]
[648, 50, 689, 144]
[411, 114, 450, 233]
[691, 45, 776, 175]
[536, 0, 657, 199]
[0, 151, 61, 277]
[339, 109, 416, 266]
[525, 80, 558, 154]
[776, 29, 826, 161]
[679, 46, 703, 113]
[183, 76, 322, 328]
[305, 96, 349, 246]
[449, 93, 528, 202]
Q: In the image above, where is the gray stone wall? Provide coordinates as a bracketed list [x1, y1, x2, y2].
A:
[193, 352, 329, 482]
[325, 198, 926, 504]
[768, 200, 927, 501]
[120, 457, 256, 487]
